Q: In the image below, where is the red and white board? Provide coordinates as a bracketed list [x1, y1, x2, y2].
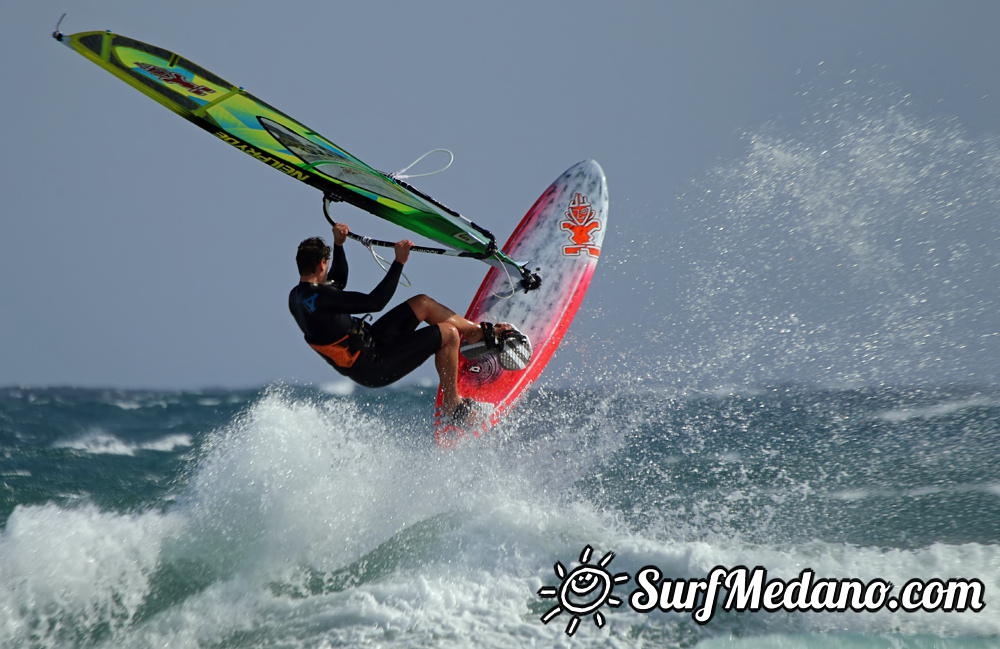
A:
[434, 160, 609, 447]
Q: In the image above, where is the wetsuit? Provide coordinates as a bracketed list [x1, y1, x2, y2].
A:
[288, 244, 443, 388]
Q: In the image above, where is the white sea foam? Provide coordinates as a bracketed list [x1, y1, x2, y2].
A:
[828, 482, 1000, 502]
[53, 430, 193, 455]
[318, 379, 356, 396]
[0, 503, 183, 646]
[108, 396, 169, 410]
[141, 434, 194, 453]
[875, 397, 995, 423]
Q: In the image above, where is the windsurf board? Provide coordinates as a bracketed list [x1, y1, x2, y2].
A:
[434, 160, 609, 447]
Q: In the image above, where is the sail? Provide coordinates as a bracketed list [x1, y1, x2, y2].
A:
[55, 29, 517, 265]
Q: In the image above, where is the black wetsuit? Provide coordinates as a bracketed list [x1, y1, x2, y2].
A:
[288, 244, 442, 387]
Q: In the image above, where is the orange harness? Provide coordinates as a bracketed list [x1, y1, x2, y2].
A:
[310, 335, 361, 369]
[309, 317, 372, 369]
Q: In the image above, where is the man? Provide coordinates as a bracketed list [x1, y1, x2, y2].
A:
[289, 223, 508, 421]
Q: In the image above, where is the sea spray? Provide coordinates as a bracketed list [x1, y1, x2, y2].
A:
[605, 70, 1000, 390]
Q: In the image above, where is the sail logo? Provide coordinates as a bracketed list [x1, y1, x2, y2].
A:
[134, 62, 216, 97]
[560, 193, 602, 257]
[213, 132, 311, 181]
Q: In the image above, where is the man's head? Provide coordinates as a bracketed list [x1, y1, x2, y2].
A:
[296, 237, 331, 275]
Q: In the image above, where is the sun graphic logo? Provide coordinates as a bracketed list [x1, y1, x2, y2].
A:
[537, 545, 631, 636]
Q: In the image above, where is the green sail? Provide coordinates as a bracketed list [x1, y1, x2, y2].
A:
[56, 29, 523, 269]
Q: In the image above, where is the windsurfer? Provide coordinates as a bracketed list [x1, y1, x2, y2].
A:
[289, 224, 507, 421]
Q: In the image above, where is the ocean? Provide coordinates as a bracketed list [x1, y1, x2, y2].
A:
[6, 59, 1000, 649]
[1, 382, 997, 648]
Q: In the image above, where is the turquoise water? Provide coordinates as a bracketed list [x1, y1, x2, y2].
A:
[1, 383, 997, 648]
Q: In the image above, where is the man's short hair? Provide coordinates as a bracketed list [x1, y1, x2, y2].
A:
[296, 237, 331, 275]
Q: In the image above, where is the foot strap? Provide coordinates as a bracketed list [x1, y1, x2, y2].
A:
[479, 322, 500, 350]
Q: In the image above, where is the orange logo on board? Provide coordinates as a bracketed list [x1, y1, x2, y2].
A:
[560, 193, 601, 257]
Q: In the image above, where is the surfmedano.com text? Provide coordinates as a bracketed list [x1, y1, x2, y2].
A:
[630, 566, 986, 623]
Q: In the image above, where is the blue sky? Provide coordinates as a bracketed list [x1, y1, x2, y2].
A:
[3, 1, 1000, 389]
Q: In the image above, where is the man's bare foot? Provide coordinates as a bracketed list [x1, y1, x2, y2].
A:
[441, 397, 463, 418]
[440, 397, 491, 427]
[463, 322, 514, 343]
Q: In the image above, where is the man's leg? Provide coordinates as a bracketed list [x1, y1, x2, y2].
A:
[406, 295, 482, 341]
[407, 294, 515, 417]
[435, 321, 463, 416]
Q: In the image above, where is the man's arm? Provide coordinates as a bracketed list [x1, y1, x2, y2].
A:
[319, 261, 403, 314]
[327, 224, 350, 289]
[317, 239, 412, 314]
